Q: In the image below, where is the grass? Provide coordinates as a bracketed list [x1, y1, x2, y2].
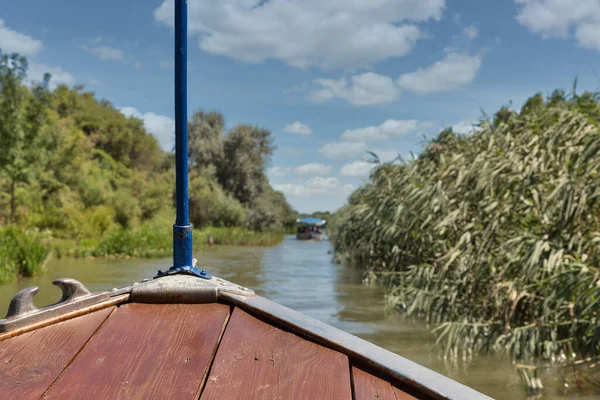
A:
[0, 226, 50, 284]
[51, 226, 285, 258]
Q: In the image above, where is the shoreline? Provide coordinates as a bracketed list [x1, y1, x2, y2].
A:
[0, 226, 285, 283]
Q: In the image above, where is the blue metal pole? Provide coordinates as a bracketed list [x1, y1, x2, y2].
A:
[173, 0, 192, 269]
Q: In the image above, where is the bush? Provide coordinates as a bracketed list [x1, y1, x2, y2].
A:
[95, 226, 171, 258]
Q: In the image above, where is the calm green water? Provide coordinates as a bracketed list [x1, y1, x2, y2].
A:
[0, 236, 596, 400]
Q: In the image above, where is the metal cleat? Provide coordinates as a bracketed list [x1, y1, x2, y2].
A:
[0, 278, 110, 333]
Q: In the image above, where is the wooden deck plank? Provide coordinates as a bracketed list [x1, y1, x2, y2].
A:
[0, 307, 115, 400]
[393, 385, 421, 400]
[201, 307, 352, 400]
[42, 303, 230, 400]
[353, 366, 399, 400]
[353, 366, 420, 400]
[0, 331, 36, 366]
[220, 292, 492, 400]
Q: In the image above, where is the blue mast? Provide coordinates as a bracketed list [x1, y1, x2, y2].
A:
[158, 0, 210, 279]
[173, 0, 192, 269]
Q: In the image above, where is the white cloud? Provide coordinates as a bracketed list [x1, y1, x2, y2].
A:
[0, 21, 74, 88]
[319, 141, 367, 160]
[576, 23, 600, 49]
[85, 45, 127, 62]
[341, 119, 423, 142]
[311, 73, 399, 106]
[274, 176, 355, 197]
[28, 62, 75, 88]
[294, 163, 332, 177]
[82, 38, 140, 67]
[463, 25, 479, 40]
[515, 0, 600, 38]
[119, 107, 140, 118]
[268, 166, 292, 178]
[340, 160, 376, 178]
[119, 107, 175, 151]
[154, 0, 444, 70]
[397, 52, 482, 94]
[515, 0, 600, 51]
[284, 121, 312, 136]
[0, 19, 43, 56]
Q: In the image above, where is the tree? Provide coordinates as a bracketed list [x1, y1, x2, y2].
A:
[217, 124, 275, 206]
[0, 52, 51, 222]
[188, 110, 224, 168]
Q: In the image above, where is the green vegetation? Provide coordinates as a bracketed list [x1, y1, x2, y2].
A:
[0, 227, 50, 283]
[334, 88, 600, 388]
[53, 226, 285, 258]
[0, 51, 295, 279]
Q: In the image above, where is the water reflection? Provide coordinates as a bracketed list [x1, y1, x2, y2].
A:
[0, 236, 597, 399]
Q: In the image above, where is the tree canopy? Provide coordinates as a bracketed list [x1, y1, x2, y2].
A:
[0, 51, 295, 240]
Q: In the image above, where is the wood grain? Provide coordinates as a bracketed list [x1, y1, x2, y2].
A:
[0, 307, 114, 400]
[0, 331, 36, 366]
[201, 307, 352, 400]
[393, 385, 421, 400]
[352, 366, 419, 400]
[42, 303, 230, 400]
[353, 366, 399, 400]
[220, 292, 492, 400]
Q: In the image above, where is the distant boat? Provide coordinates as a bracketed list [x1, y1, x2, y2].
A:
[296, 217, 326, 241]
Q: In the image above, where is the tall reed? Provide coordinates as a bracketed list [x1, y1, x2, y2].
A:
[335, 93, 600, 373]
[0, 227, 49, 283]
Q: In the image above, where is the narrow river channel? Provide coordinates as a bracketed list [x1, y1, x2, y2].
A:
[0, 236, 596, 400]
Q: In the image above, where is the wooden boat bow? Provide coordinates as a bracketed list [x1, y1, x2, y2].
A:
[0, 1, 493, 398]
[0, 271, 493, 400]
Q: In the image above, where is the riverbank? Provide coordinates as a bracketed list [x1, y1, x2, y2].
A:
[0, 227, 50, 283]
[0, 225, 284, 283]
[52, 226, 285, 258]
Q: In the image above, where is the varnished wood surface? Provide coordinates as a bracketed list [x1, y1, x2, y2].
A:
[353, 366, 399, 400]
[221, 292, 492, 400]
[0, 330, 35, 366]
[201, 307, 352, 400]
[43, 303, 230, 400]
[0, 307, 115, 400]
[394, 385, 421, 400]
[353, 366, 419, 400]
[0, 297, 485, 400]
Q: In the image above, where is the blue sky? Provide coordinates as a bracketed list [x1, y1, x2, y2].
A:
[2, 0, 600, 213]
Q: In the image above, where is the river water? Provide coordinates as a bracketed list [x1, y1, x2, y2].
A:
[0, 236, 597, 400]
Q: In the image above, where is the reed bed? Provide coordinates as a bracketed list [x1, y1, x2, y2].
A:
[0, 227, 49, 283]
[334, 92, 600, 385]
[52, 226, 285, 258]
